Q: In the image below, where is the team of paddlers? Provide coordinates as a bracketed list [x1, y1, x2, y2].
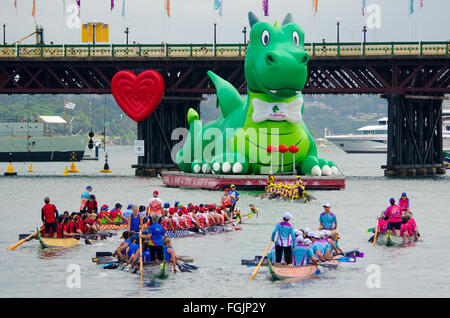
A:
[39, 185, 243, 272]
[270, 203, 340, 267]
[39, 183, 419, 274]
[262, 173, 312, 201]
[375, 193, 420, 242]
[40, 185, 243, 239]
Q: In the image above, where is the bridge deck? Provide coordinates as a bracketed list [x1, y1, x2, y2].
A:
[0, 42, 448, 59]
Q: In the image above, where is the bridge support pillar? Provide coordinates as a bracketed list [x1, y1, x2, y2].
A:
[382, 94, 446, 176]
[132, 95, 202, 176]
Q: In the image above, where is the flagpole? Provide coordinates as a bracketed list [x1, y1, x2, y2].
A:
[64, 105, 67, 135]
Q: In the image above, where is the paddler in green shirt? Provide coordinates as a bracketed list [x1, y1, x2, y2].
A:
[98, 204, 113, 224]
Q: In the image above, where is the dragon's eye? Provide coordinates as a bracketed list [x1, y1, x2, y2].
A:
[292, 31, 299, 47]
[261, 30, 270, 46]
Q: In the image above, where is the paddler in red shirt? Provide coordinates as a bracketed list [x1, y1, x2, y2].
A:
[63, 216, 77, 237]
[41, 197, 59, 238]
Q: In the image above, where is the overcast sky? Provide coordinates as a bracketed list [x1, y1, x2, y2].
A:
[1, 0, 449, 45]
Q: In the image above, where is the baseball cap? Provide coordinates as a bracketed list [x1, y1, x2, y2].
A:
[86, 185, 92, 189]
[310, 232, 320, 239]
[303, 238, 312, 245]
[390, 198, 395, 203]
[153, 191, 159, 195]
[296, 236, 304, 244]
[225, 188, 229, 191]
[294, 229, 302, 237]
[283, 212, 292, 220]
[127, 204, 133, 209]
[323, 203, 331, 208]
[115, 203, 122, 209]
[402, 192, 407, 196]
[230, 184, 235, 188]
[164, 202, 170, 208]
[100, 204, 108, 211]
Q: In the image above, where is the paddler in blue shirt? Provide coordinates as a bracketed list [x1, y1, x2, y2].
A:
[229, 185, 240, 212]
[141, 214, 166, 262]
[319, 203, 337, 230]
[293, 235, 318, 266]
[308, 232, 327, 262]
[127, 205, 143, 234]
[163, 238, 178, 273]
[271, 213, 296, 265]
[113, 231, 131, 261]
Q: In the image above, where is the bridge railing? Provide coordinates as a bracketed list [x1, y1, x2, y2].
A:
[0, 42, 448, 58]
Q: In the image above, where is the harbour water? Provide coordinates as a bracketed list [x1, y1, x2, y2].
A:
[0, 145, 449, 298]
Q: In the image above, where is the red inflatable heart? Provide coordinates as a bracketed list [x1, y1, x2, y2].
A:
[111, 70, 165, 122]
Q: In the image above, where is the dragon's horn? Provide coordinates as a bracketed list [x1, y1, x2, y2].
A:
[249, 12, 260, 27]
[282, 13, 294, 26]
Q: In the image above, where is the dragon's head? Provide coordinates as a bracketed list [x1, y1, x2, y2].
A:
[245, 12, 309, 99]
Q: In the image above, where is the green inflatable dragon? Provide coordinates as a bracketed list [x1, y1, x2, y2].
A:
[175, 12, 338, 176]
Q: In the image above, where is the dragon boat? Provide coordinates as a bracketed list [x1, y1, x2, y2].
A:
[93, 253, 198, 277]
[36, 228, 80, 249]
[99, 223, 238, 238]
[374, 231, 407, 247]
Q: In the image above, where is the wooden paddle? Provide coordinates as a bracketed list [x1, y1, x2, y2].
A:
[7, 229, 40, 251]
[139, 230, 143, 282]
[373, 218, 380, 246]
[250, 241, 272, 280]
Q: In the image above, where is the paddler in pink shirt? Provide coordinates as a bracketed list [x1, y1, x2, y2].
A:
[405, 211, 420, 240]
[400, 214, 413, 243]
[383, 198, 403, 236]
[399, 192, 410, 212]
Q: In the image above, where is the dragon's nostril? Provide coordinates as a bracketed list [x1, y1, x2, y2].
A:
[302, 56, 308, 63]
[267, 55, 274, 63]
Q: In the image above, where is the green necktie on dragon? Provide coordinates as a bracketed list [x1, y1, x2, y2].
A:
[176, 12, 338, 177]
